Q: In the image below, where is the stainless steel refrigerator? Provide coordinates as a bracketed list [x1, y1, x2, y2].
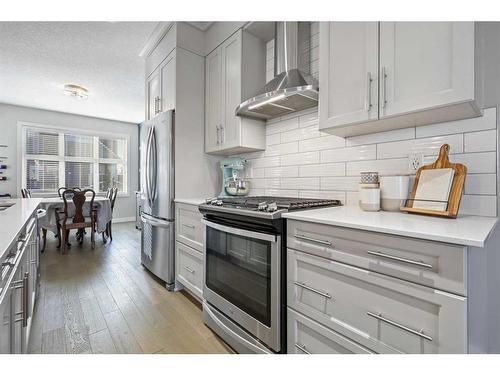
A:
[139, 110, 175, 290]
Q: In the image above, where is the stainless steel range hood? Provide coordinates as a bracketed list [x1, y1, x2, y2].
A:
[236, 22, 318, 121]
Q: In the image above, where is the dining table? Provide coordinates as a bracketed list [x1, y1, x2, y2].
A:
[38, 196, 112, 235]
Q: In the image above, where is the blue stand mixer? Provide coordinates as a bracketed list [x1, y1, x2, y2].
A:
[219, 157, 249, 197]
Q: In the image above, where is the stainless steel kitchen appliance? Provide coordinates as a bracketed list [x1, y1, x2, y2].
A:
[199, 196, 341, 353]
[236, 22, 318, 120]
[139, 110, 175, 290]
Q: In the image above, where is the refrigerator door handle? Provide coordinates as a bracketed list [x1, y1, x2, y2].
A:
[140, 213, 172, 228]
[150, 126, 158, 203]
[145, 126, 153, 206]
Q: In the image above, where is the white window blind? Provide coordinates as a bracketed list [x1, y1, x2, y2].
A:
[22, 125, 128, 195]
[25, 129, 59, 155]
[26, 160, 59, 191]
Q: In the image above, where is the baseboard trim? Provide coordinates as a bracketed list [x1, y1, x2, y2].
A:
[112, 216, 136, 223]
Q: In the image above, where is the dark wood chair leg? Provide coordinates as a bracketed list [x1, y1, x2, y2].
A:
[65, 229, 71, 250]
[91, 225, 95, 250]
[109, 221, 113, 242]
[56, 224, 62, 248]
[41, 228, 47, 253]
[61, 229, 67, 254]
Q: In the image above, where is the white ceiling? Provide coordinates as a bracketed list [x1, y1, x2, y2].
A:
[0, 22, 157, 124]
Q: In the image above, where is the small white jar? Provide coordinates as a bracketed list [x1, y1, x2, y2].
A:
[359, 183, 380, 212]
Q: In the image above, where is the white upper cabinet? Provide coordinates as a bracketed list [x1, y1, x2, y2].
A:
[319, 22, 379, 129]
[205, 29, 267, 155]
[380, 22, 475, 118]
[320, 22, 483, 137]
[146, 50, 176, 120]
[146, 69, 161, 121]
[205, 46, 222, 154]
[160, 52, 176, 113]
[221, 32, 242, 150]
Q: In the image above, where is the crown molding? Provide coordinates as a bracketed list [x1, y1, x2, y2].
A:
[139, 22, 175, 58]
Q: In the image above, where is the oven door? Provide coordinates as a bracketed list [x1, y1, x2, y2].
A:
[202, 219, 281, 352]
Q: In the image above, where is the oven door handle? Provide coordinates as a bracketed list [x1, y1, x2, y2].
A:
[202, 219, 278, 243]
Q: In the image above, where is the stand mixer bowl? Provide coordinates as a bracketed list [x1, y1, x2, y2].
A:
[225, 176, 250, 196]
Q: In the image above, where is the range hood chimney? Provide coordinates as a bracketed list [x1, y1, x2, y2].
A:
[236, 22, 318, 121]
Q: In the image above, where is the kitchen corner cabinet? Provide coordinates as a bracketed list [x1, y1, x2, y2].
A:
[205, 29, 267, 155]
[146, 51, 176, 120]
[319, 22, 483, 137]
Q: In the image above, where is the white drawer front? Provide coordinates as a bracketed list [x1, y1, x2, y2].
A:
[287, 249, 467, 354]
[288, 308, 374, 354]
[176, 241, 204, 299]
[288, 220, 466, 296]
[176, 203, 204, 252]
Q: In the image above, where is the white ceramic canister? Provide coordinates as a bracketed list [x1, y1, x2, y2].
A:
[379, 175, 410, 211]
[359, 183, 380, 212]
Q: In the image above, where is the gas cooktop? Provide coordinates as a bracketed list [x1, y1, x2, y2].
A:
[200, 196, 342, 219]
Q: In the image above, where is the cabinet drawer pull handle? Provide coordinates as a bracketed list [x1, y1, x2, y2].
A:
[294, 234, 332, 247]
[294, 281, 332, 300]
[381, 66, 388, 108]
[367, 250, 432, 269]
[182, 223, 195, 229]
[366, 312, 432, 341]
[184, 266, 195, 274]
[365, 71, 373, 112]
[294, 343, 311, 354]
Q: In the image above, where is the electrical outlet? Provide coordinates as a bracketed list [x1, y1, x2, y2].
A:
[408, 153, 424, 172]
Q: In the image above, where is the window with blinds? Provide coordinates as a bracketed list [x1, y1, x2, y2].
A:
[22, 126, 128, 194]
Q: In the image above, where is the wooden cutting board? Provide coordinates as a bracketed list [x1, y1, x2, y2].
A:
[401, 144, 467, 218]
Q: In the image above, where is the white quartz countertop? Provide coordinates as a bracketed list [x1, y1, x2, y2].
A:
[174, 198, 205, 206]
[282, 206, 498, 247]
[0, 198, 43, 257]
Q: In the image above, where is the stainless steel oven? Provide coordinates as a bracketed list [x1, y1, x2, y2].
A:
[202, 218, 282, 353]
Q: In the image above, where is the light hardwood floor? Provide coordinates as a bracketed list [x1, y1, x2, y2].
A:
[28, 222, 232, 354]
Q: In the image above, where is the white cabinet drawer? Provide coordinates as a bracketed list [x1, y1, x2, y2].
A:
[287, 249, 467, 353]
[176, 241, 204, 299]
[287, 220, 466, 296]
[176, 203, 204, 252]
[288, 308, 374, 354]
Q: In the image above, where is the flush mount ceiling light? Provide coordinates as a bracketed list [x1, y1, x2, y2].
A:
[63, 84, 89, 100]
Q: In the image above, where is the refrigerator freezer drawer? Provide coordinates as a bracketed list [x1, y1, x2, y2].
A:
[141, 215, 175, 289]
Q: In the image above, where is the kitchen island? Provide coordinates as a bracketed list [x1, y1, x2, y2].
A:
[0, 198, 43, 354]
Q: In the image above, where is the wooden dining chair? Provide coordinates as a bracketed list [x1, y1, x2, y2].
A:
[103, 187, 118, 243]
[58, 186, 81, 197]
[20, 188, 31, 198]
[55, 189, 97, 254]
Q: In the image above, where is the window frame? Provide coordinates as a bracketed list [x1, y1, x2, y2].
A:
[18, 121, 131, 198]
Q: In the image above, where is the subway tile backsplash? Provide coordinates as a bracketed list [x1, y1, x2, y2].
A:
[253, 22, 497, 217]
[241, 107, 498, 217]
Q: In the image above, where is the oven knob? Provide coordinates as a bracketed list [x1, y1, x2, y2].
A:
[267, 202, 278, 212]
[258, 202, 268, 211]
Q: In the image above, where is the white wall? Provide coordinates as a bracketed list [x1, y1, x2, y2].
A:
[0, 103, 139, 220]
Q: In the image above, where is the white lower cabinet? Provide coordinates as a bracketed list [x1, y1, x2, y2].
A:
[175, 201, 204, 300]
[287, 246, 468, 354]
[288, 308, 374, 354]
[176, 242, 204, 300]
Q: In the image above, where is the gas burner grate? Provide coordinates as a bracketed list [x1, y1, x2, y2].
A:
[219, 196, 342, 211]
